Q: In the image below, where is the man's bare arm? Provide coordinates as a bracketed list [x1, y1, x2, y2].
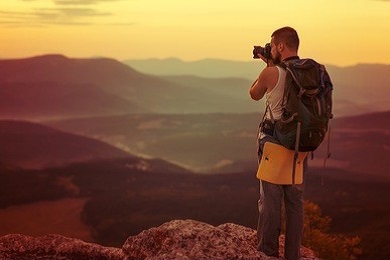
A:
[249, 66, 278, 101]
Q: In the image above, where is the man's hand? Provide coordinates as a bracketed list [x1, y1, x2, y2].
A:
[257, 53, 275, 67]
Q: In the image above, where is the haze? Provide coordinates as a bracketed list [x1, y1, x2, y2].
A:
[1, 0, 390, 66]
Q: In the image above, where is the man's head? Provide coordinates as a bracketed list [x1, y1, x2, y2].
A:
[270, 27, 299, 64]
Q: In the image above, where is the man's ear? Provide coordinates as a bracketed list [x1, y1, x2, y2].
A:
[278, 43, 284, 52]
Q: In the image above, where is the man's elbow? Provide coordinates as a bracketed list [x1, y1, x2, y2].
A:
[249, 90, 261, 101]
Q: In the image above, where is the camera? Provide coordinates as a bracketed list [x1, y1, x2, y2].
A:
[253, 43, 271, 60]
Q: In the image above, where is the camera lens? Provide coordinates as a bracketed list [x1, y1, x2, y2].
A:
[253, 46, 263, 59]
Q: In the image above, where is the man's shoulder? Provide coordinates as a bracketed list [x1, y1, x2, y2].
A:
[259, 66, 279, 90]
[263, 65, 279, 75]
[266, 66, 281, 80]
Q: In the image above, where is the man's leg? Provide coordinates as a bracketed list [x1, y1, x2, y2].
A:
[283, 184, 304, 260]
[257, 180, 283, 257]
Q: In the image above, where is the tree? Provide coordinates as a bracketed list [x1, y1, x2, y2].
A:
[302, 201, 362, 260]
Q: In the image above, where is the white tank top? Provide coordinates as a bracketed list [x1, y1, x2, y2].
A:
[265, 66, 286, 121]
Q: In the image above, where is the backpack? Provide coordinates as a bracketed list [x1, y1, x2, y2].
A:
[273, 58, 333, 153]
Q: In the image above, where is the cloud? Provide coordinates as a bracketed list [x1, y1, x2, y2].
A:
[0, 10, 37, 26]
[53, 0, 120, 5]
[0, 7, 111, 27]
[33, 7, 112, 25]
[35, 7, 111, 19]
[19, 0, 121, 4]
[1, 0, 128, 27]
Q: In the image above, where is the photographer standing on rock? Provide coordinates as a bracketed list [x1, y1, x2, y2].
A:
[249, 27, 304, 260]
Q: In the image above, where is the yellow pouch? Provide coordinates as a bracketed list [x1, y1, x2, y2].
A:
[257, 142, 308, 185]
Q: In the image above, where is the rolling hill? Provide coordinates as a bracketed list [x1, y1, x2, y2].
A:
[0, 120, 134, 169]
[0, 55, 259, 118]
[0, 81, 140, 119]
[0, 119, 195, 174]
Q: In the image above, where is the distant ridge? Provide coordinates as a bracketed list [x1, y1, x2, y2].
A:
[124, 57, 261, 79]
[0, 54, 260, 117]
[0, 54, 145, 91]
[125, 57, 390, 116]
[334, 110, 390, 129]
[125, 57, 390, 80]
[0, 54, 146, 118]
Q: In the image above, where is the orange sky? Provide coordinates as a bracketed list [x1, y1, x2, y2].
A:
[1, 0, 390, 66]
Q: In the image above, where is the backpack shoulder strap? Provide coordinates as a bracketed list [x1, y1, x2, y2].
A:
[277, 62, 287, 70]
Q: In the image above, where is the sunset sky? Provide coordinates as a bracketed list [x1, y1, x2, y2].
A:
[1, 0, 389, 66]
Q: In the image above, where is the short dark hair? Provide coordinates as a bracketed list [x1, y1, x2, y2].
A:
[271, 27, 299, 51]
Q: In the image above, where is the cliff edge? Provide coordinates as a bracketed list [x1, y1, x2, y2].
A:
[0, 219, 318, 260]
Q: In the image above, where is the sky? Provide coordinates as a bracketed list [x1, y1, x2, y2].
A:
[0, 0, 389, 67]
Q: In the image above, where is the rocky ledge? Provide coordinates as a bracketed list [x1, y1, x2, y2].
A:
[0, 219, 318, 260]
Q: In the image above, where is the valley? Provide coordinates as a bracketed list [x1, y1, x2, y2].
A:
[1, 54, 390, 259]
[45, 111, 390, 179]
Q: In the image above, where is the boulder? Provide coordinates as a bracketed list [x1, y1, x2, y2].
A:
[122, 219, 318, 260]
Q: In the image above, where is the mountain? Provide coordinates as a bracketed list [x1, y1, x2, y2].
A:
[0, 81, 140, 119]
[0, 55, 259, 118]
[0, 120, 133, 169]
[3, 55, 388, 118]
[0, 54, 182, 117]
[125, 58, 390, 116]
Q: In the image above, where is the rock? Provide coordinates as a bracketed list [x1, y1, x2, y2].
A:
[0, 234, 124, 260]
[0, 220, 318, 260]
[122, 219, 318, 260]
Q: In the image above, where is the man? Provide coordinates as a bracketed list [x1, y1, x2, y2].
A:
[249, 27, 303, 260]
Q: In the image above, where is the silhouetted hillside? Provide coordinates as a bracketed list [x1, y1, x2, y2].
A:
[0, 54, 139, 84]
[0, 55, 146, 118]
[0, 120, 133, 169]
[333, 110, 390, 129]
[314, 111, 390, 175]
